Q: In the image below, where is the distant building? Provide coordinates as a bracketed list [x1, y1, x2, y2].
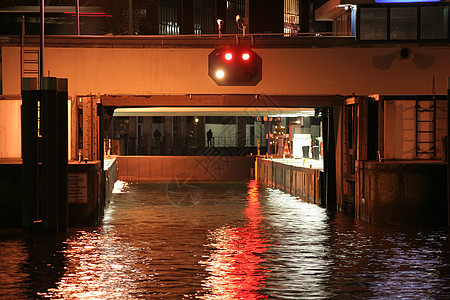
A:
[0, 1, 333, 36]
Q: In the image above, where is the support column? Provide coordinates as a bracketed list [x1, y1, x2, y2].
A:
[323, 107, 337, 207]
[21, 78, 39, 231]
[40, 77, 58, 232]
[56, 78, 68, 233]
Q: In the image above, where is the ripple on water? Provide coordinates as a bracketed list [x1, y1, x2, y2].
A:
[0, 181, 449, 299]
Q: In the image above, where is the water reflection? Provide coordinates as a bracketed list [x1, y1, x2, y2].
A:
[39, 227, 143, 299]
[200, 180, 270, 299]
[262, 188, 331, 299]
[0, 181, 449, 299]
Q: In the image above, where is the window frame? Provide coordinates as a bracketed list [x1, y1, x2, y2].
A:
[356, 3, 449, 43]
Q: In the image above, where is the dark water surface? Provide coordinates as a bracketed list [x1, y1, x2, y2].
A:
[1, 180, 449, 299]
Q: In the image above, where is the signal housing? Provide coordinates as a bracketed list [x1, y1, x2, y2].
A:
[208, 47, 262, 86]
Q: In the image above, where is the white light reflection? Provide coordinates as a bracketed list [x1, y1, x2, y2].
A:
[38, 230, 148, 299]
[263, 188, 332, 299]
[112, 180, 129, 194]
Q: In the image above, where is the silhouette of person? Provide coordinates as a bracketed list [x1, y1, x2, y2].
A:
[207, 129, 213, 147]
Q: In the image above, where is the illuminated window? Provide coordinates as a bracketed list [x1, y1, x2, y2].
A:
[159, 0, 181, 35]
[284, 0, 299, 35]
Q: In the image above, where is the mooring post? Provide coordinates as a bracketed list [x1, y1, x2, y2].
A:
[21, 78, 39, 232]
[40, 77, 58, 232]
[57, 78, 69, 233]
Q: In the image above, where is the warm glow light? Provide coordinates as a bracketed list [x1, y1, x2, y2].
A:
[242, 53, 250, 61]
[224, 52, 233, 61]
[112, 180, 129, 194]
[215, 70, 225, 79]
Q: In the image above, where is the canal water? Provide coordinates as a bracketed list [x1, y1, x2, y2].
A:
[1, 180, 450, 299]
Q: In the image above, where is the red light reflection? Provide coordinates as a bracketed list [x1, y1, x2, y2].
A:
[201, 180, 271, 299]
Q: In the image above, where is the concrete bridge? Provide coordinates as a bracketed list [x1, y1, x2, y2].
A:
[1, 34, 449, 229]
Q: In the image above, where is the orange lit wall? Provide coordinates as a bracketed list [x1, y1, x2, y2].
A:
[2, 46, 450, 96]
[0, 100, 21, 158]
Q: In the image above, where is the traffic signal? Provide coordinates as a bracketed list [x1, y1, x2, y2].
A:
[208, 47, 262, 86]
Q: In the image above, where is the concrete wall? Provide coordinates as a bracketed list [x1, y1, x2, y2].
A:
[355, 161, 447, 226]
[0, 162, 22, 228]
[116, 155, 255, 182]
[2, 46, 450, 96]
[257, 158, 322, 204]
[68, 161, 101, 227]
[384, 99, 447, 160]
[0, 98, 73, 159]
[0, 99, 21, 158]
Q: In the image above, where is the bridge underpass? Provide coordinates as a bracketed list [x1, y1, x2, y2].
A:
[1, 35, 449, 230]
[97, 103, 335, 208]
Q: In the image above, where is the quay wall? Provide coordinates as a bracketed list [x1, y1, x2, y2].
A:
[257, 158, 323, 205]
[116, 156, 255, 182]
[356, 161, 447, 226]
[0, 160, 22, 228]
[0, 159, 117, 229]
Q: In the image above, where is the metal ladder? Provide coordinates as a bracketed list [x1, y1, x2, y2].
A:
[22, 48, 40, 84]
[22, 48, 41, 135]
[415, 97, 436, 158]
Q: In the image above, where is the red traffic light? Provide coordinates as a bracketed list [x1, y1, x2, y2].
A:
[242, 53, 250, 61]
[224, 52, 233, 61]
